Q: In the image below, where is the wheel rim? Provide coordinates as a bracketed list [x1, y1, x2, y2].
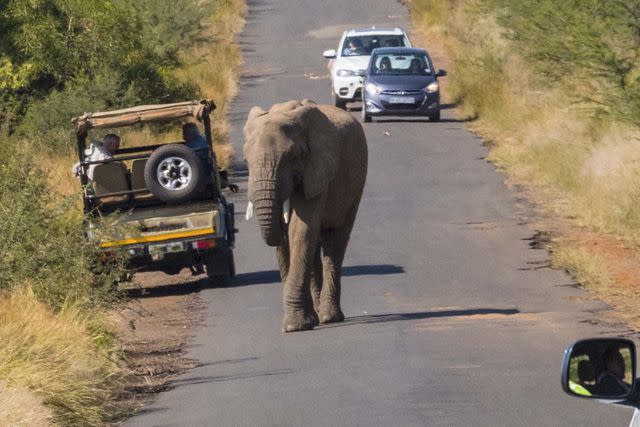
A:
[157, 156, 192, 190]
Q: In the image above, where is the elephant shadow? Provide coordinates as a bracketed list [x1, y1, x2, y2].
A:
[229, 264, 405, 287]
[321, 307, 521, 329]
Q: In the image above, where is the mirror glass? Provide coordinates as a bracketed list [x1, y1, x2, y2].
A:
[565, 338, 634, 399]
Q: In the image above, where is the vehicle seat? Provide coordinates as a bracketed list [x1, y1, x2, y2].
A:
[92, 162, 129, 205]
[131, 159, 147, 191]
[131, 159, 155, 200]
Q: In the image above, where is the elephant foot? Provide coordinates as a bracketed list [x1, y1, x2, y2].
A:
[308, 309, 320, 326]
[319, 306, 345, 324]
[282, 312, 316, 333]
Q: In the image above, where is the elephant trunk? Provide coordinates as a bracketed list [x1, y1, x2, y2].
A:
[252, 181, 283, 247]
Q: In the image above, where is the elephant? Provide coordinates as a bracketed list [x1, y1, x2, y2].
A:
[243, 99, 368, 332]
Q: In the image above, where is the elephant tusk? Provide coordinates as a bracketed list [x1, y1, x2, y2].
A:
[283, 198, 290, 224]
[245, 201, 254, 221]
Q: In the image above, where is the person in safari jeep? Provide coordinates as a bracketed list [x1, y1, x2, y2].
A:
[182, 122, 237, 192]
[72, 133, 121, 180]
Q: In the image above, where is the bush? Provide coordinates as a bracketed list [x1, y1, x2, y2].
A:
[1, 0, 209, 148]
[0, 140, 126, 310]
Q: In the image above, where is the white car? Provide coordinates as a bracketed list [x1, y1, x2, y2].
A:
[323, 27, 412, 109]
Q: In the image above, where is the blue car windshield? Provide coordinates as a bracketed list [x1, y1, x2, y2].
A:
[372, 53, 432, 76]
[341, 36, 405, 57]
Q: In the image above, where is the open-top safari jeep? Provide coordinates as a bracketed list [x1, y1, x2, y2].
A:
[72, 99, 236, 284]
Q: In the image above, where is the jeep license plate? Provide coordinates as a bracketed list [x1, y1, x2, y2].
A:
[149, 242, 185, 258]
[389, 96, 415, 104]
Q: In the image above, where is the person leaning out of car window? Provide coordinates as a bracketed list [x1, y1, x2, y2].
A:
[72, 133, 120, 180]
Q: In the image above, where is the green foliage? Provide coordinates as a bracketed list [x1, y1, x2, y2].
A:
[1, 0, 208, 141]
[0, 140, 127, 310]
[486, 0, 640, 124]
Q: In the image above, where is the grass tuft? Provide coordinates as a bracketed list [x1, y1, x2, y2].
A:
[0, 289, 124, 426]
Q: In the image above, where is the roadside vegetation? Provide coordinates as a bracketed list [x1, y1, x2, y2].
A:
[0, 0, 245, 424]
[407, 0, 640, 326]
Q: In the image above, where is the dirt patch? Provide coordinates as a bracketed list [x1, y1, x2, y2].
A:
[108, 270, 208, 420]
[552, 228, 640, 330]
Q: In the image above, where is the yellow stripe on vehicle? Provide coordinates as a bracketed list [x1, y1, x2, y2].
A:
[99, 227, 215, 248]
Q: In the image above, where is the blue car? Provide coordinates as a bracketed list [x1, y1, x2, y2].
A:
[361, 47, 446, 123]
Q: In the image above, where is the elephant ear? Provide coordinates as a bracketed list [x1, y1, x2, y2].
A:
[297, 106, 340, 200]
[244, 106, 267, 139]
[247, 106, 267, 122]
[243, 106, 268, 159]
[269, 100, 303, 114]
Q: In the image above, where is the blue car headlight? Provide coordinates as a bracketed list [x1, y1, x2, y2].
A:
[365, 82, 381, 95]
[425, 81, 439, 93]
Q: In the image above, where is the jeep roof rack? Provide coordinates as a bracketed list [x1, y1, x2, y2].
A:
[72, 99, 216, 135]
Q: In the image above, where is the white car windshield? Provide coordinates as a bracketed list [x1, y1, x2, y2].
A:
[372, 53, 432, 76]
[341, 36, 405, 57]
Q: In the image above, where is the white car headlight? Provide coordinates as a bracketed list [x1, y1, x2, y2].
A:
[336, 69, 356, 77]
[425, 81, 439, 93]
[365, 82, 381, 95]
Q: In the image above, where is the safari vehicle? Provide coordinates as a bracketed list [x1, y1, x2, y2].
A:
[561, 338, 640, 426]
[72, 100, 236, 285]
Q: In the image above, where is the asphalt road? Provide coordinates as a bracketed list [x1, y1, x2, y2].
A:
[128, 1, 635, 425]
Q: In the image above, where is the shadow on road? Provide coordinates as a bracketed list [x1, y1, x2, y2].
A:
[374, 116, 476, 123]
[170, 368, 295, 388]
[230, 264, 405, 287]
[126, 264, 405, 297]
[320, 307, 520, 329]
[124, 278, 208, 298]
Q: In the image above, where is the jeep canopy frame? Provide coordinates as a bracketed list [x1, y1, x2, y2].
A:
[72, 99, 219, 214]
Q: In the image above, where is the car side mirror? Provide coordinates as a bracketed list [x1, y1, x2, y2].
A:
[561, 338, 636, 400]
[323, 49, 337, 59]
[355, 69, 366, 77]
[436, 69, 447, 77]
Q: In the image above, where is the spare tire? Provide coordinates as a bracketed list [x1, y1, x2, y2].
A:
[144, 144, 204, 203]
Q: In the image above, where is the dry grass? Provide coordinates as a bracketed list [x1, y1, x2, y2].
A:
[407, 0, 640, 327]
[551, 237, 640, 329]
[0, 289, 125, 426]
[552, 245, 615, 292]
[408, 0, 640, 240]
[0, 382, 53, 427]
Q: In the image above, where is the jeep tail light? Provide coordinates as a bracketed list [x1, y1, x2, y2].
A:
[194, 239, 216, 250]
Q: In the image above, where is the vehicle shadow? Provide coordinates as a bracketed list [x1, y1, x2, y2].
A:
[124, 277, 209, 298]
[319, 307, 520, 329]
[373, 116, 476, 123]
[125, 264, 405, 297]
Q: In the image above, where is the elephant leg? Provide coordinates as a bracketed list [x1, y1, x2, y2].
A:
[282, 196, 321, 332]
[308, 245, 322, 323]
[276, 236, 290, 283]
[318, 206, 358, 324]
